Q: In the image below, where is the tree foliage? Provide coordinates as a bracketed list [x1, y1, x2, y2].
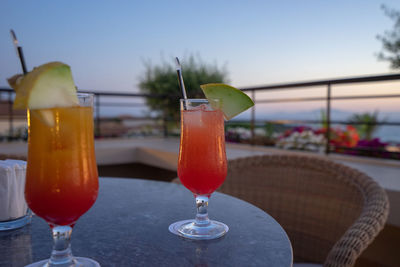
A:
[138, 56, 227, 121]
[377, 5, 400, 69]
[347, 111, 384, 140]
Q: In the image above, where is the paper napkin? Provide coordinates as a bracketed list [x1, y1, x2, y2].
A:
[0, 160, 28, 221]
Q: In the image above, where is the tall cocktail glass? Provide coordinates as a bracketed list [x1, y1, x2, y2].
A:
[169, 99, 229, 240]
[25, 93, 99, 267]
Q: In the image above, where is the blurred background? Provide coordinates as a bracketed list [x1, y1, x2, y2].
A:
[1, 0, 400, 159]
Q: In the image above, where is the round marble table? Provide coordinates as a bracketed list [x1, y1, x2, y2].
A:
[0, 178, 293, 267]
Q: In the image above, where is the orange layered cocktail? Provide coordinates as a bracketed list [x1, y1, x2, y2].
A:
[9, 62, 100, 266]
[26, 105, 98, 227]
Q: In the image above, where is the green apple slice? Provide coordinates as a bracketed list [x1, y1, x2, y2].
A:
[30, 110, 55, 127]
[8, 62, 79, 127]
[200, 83, 254, 120]
[9, 61, 79, 110]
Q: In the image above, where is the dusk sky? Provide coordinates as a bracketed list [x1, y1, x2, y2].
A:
[1, 0, 399, 114]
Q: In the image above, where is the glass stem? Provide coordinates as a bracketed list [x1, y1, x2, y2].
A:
[49, 225, 76, 266]
[195, 195, 211, 227]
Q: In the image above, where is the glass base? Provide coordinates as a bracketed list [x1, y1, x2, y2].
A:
[25, 257, 100, 267]
[0, 213, 32, 231]
[169, 219, 229, 240]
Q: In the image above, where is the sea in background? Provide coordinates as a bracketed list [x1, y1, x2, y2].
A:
[1, 103, 399, 143]
[234, 108, 400, 143]
[95, 106, 400, 143]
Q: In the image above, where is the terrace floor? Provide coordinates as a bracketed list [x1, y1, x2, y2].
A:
[1, 137, 399, 266]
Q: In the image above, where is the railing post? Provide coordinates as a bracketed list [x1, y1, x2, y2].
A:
[251, 90, 255, 145]
[325, 83, 331, 154]
[95, 94, 101, 138]
[162, 99, 168, 138]
[163, 115, 168, 138]
[8, 91, 14, 141]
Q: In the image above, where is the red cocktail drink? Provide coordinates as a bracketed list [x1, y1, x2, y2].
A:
[169, 99, 229, 240]
[178, 104, 227, 196]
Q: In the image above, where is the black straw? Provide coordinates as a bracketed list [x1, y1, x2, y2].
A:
[10, 29, 28, 74]
[175, 57, 188, 100]
[175, 57, 188, 110]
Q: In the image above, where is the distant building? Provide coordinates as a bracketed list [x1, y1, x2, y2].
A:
[0, 100, 27, 136]
[97, 115, 162, 138]
[0, 100, 26, 118]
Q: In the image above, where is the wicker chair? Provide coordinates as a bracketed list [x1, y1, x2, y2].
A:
[219, 154, 389, 267]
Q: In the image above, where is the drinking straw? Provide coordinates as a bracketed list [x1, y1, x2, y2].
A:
[175, 57, 188, 100]
[10, 29, 28, 74]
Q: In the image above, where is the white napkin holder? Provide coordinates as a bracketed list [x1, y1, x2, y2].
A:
[0, 160, 32, 231]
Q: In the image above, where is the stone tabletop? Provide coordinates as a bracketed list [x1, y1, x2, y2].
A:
[0, 178, 293, 267]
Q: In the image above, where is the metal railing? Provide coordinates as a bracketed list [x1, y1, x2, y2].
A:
[77, 91, 166, 137]
[239, 73, 400, 157]
[1, 73, 400, 158]
[0, 88, 167, 140]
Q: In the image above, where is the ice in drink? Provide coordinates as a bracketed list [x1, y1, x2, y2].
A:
[178, 104, 227, 196]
